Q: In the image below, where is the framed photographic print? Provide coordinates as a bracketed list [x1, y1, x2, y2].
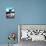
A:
[6, 8, 15, 19]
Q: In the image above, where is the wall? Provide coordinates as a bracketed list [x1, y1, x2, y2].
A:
[16, 0, 46, 24]
[0, 0, 46, 44]
[0, 0, 17, 44]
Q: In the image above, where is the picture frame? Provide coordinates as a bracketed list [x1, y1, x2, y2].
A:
[6, 8, 15, 19]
